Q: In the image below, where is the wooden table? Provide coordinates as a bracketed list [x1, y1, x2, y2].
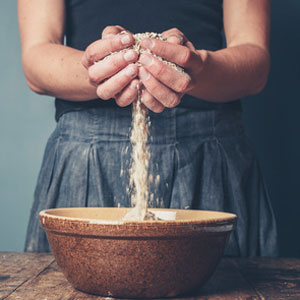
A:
[1, 252, 299, 300]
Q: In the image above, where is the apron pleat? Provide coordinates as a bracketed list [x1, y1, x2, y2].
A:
[24, 106, 278, 256]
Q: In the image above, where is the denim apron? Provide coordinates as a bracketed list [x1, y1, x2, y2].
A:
[24, 105, 278, 256]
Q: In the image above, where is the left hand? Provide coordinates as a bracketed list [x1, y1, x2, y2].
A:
[82, 25, 140, 107]
[138, 28, 205, 112]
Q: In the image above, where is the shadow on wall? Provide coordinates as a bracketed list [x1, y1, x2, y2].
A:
[242, 0, 300, 257]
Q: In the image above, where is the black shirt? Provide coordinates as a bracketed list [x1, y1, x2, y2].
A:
[55, 0, 240, 121]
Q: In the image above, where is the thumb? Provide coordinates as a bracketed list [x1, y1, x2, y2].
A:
[166, 35, 184, 45]
[102, 25, 127, 39]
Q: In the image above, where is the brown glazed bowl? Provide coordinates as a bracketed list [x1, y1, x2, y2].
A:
[39, 207, 236, 299]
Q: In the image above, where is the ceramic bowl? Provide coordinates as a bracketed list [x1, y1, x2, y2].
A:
[40, 207, 236, 298]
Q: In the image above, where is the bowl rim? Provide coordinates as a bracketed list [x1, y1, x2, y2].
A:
[40, 207, 237, 225]
[39, 208, 237, 237]
[39, 207, 237, 224]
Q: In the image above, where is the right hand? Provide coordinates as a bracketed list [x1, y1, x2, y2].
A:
[82, 25, 140, 107]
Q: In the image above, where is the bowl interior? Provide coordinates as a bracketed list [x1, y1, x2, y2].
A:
[41, 207, 236, 224]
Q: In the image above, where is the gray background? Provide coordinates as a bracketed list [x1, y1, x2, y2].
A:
[0, 0, 299, 257]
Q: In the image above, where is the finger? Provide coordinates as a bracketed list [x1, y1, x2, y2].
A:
[161, 28, 187, 45]
[140, 39, 198, 69]
[162, 28, 196, 50]
[96, 64, 138, 100]
[114, 79, 139, 107]
[82, 33, 135, 68]
[139, 53, 191, 93]
[166, 35, 184, 45]
[139, 67, 181, 108]
[141, 89, 164, 113]
[185, 40, 196, 51]
[102, 25, 126, 39]
[88, 49, 138, 83]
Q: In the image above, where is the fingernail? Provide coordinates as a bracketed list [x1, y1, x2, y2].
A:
[121, 34, 131, 45]
[139, 67, 150, 81]
[142, 38, 154, 49]
[126, 65, 137, 77]
[124, 50, 136, 62]
[130, 80, 138, 90]
[168, 35, 183, 44]
[140, 54, 153, 67]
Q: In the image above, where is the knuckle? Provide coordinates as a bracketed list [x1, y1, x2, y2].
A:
[142, 94, 154, 106]
[157, 41, 168, 56]
[154, 106, 164, 113]
[154, 63, 166, 78]
[81, 55, 88, 68]
[116, 97, 130, 107]
[109, 36, 122, 52]
[114, 75, 127, 89]
[180, 48, 192, 66]
[150, 102, 164, 113]
[169, 28, 182, 36]
[172, 28, 180, 34]
[88, 67, 99, 83]
[141, 91, 155, 104]
[141, 91, 164, 113]
[86, 44, 97, 60]
[116, 25, 125, 31]
[111, 53, 122, 69]
[169, 27, 179, 33]
[166, 94, 180, 108]
[96, 87, 111, 100]
[103, 25, 112, 31]
[86, 43, 102, 64]
[102, 26, 122, 39]
[146, 100, 164, 113]
[163, 27, 178, 35]
[150, 84, 163, 99]
[175, 28, 184, 36]
[175, 76, 191, 93]
[103, 25, 116, 34]
[117, 91, 136, 107]
[109, 38, 116, 51]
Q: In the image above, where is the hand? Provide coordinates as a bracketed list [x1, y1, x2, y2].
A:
[138, 28, 205, 112]
[82, 25, 140, 107]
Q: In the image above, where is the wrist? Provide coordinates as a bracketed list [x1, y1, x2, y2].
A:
[195, 49, 209, 74]
[185, 49, 208, 95]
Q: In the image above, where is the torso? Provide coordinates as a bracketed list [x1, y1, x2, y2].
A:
[55, 0, 241, 121]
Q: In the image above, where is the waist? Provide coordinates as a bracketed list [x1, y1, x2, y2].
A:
[55, 95, 241, 122]
[53, 105, 244, 144]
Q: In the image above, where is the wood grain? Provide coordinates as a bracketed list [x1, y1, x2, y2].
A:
[0, 252, 53, 299]
[194, 258, 261, 300]
[1, 255, 260, 300]
[4, 262, 101, 300]
[1, 253, 300, 300]
[235, 258, 300, 300]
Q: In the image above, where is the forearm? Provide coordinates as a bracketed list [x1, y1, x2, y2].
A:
[189, 44, 270, 102]
[22, 43, 97, 101]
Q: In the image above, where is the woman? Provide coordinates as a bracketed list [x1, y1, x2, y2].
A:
[18, 0, 278, 256]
